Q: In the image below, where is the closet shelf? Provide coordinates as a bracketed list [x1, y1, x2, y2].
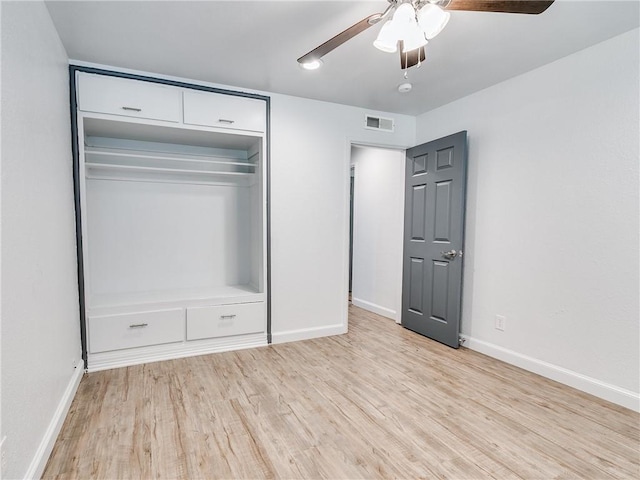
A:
[88, 285, 265, 315]
[85, 147, 256, 168]
[85, 162, 254, 177]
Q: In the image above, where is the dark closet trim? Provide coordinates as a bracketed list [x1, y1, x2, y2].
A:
[68, 67, 87, 367]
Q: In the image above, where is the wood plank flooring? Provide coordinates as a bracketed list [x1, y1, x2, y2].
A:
[43, 305, 640, 479]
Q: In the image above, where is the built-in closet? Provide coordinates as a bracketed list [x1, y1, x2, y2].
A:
[72, 69, 269, 371]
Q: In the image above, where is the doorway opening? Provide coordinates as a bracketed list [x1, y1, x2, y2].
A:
[348, 144, 405, 323]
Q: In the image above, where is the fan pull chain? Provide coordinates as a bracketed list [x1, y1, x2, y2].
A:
[404, 50, 409, 79]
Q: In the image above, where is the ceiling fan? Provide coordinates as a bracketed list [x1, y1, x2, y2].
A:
[297, 0, 554, 71]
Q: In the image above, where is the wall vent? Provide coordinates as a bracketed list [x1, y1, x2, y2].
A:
[364, 115, 394, 132]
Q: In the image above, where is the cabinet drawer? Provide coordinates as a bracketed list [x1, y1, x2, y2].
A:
[77, 73, 182, 123]
[183, 91, 266, 132]
[88, 309, 184, 353]
[187, 302, 265, 340]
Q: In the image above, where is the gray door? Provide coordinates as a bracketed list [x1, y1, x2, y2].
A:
[402, 131, 467, 348]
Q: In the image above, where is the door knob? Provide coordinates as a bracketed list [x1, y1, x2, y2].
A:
[441, 249, 462, 260]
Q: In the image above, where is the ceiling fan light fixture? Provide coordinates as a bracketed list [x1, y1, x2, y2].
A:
[417, 4, 451, 39]
[373, 20, 398, 53]
[298, 58, 323, 70]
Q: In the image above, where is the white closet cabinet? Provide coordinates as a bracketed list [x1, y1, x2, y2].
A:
[78, 74, 182, 123]
[183, 90, 266, 132]
[74, 71, 268, 371]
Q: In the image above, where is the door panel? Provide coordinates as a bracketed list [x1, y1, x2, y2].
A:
[408, 257, 425, 314]
[434, 180, 452, 242]
[436, 147, 454, 170]
[411, 184, 427, 241]
[402, 131, 467, 348]
[430, 260, 449, 322]
[413, 153, 428, 175]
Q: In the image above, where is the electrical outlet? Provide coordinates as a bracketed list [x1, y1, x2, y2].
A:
[495, 315, 506, 331]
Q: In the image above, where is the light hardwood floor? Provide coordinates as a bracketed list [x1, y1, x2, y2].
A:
[43, 305, 639, 479]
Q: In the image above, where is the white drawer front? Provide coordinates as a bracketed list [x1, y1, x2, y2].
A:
[183, 91, 266, 132]
[187, 302, 265, 340]
[78, 73, 182, 122]
[88, 309, 184, 353]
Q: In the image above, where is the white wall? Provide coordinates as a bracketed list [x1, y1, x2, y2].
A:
[268, 94, 415, 343]
[416, 29, 640, 410]
[1, 2, 83, 479]
[350, 146, 405, 322]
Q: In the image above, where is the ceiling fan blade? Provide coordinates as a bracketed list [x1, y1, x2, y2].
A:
[399, 44, 426, 69]
[442, 0, 554, 14]
[297, 14, 382, 64]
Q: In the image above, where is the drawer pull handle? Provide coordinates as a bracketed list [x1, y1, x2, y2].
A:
[218, 119, 235, 124]
[122, 106, 142, 112]
[129, 323, 149, 329]
[220, 314, 236, 320]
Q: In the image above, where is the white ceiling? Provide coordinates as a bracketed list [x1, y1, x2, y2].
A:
[45, 0, 639, 116]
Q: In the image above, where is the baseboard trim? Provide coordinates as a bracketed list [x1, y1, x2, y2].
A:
[271, 324, 346, 344]
[461, 335, 640, 412]
[351, 298, 398, 321]
[24, 358, 84, 479]
[87, 334, 268, 372]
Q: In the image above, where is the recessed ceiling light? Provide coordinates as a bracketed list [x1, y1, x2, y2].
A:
[299, 59, 323, 71]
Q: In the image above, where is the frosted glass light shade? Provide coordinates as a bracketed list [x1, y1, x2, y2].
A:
[392, 2, 416, 23]
[417, 4, 450, 39]
[373, 20, 398, 53]
[402, 21, 428, 52]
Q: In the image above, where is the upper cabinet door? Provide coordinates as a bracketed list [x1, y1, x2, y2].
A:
[77, 73, 182, 123]
[183, 90, 266, 133]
